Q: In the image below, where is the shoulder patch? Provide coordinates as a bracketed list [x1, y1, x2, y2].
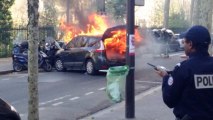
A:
[168, 76, 173, 86]
[176, 63, 181, 67]
[194, 74, 213, 89]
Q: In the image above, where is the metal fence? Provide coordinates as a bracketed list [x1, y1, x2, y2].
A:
[0, 27, 55, 58]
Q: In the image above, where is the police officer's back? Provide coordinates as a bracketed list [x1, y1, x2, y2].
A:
[156, 25, 213, 120]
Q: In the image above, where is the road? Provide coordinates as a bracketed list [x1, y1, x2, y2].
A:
[0, 52, 184, 120]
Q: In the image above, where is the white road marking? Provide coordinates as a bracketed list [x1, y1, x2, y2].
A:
[40, 100, 54, 106]
[39, 94, 71, 106]
[70, 97, 79, 101]
[98, 87, 105, 91]
[85, 92, 94, 96]
[52, 102, 63, 106]
[2, 78, 10, 81]
[136, 80, 161, 84]
[53, 95, 71, 101]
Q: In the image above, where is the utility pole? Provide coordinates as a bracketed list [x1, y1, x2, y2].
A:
[126, 0, 135, 118]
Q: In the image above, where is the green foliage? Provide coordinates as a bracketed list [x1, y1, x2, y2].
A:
[106, 0, 126, 20]
[169, 10, 190, 29]
[0, 0, 15, 57]
[149, 0, 163, 27]
[0, 0, 14, 28]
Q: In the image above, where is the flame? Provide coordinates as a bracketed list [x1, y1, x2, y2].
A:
[104, 30, 127, 55]
[80, 14, 108, 35]
[59, 13, 143, 60]
[59, 13, 108, 43]
[104, 28, 142, 57]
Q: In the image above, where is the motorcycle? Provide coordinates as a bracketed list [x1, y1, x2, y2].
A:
[13, 50, 52, 72]
[44, 40, 64, 67]
[0, 98, 21, 120]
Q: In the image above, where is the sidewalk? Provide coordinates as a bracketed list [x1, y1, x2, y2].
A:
[0, 57, 13, 75]
[80, 86, 175, 120]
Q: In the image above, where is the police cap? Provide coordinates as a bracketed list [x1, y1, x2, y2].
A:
[184, 25, 211, 46]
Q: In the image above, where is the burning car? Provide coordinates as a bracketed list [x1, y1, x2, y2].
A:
[55, 25, 141, 75]
[57, 12, 142, 75]
[54, 34, 125, 75]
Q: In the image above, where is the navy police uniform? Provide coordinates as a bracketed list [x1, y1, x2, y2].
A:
[162, 26, 213, 120]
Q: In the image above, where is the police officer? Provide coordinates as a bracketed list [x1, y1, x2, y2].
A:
[156, 25, 213, 120]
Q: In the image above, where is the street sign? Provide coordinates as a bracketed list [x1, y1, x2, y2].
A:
[129, 34, 135, 55]
[135, 0, 144, 6]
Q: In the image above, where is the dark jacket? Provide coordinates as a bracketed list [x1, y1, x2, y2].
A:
[162, 51, 213, 120]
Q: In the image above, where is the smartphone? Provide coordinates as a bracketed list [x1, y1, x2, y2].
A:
[147, 63, 158, 70]
[147, 63, 172, 74]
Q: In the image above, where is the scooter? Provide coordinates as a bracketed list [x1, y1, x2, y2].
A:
[44, 40, 64, 67]
[0, 98, 21, 120]
[13, 50, 52, 72]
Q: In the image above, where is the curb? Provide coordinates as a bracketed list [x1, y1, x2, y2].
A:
[0, 70, 14, 75]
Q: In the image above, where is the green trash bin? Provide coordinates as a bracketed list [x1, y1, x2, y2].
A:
[106, 65, 129, 103]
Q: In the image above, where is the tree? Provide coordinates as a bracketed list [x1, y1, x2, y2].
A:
[0, 0, 14, 57]
[27, 0, 39, 120]
[169, 10, 190, 29]
[169, 0, 190, 30]
[105, 0, 126, 23]
[192, 0, 212, 32]
[40, 0, 58, 27]
[190, 0, 195, 24]
[0, 0, 14, 29]
[10, 0, 28, 27]
[192, 0, 213, 55]
[149, 0, 163, 27]
[163, 0, 170, 28]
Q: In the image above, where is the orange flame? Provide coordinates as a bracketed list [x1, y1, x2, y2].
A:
[104, 28, 142, 56]
[59, 13, 143, 60]
[59, 13, 108, 43]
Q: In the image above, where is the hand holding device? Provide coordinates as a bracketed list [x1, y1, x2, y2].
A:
[147, 63, 172, 77]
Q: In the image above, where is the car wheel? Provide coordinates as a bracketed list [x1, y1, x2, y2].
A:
[86, 59, 97, 75]
[55, 58, 66, 72]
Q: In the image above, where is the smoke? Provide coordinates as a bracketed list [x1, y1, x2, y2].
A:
[136, 28, 167, 57]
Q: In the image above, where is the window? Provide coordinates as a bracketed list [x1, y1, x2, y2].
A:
[66, 39, 75, 49]
[87, 37, 101, 48]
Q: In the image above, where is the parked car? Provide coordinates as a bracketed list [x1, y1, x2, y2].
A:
[174, 33, 185, 50]
[54, 35, 125, 75]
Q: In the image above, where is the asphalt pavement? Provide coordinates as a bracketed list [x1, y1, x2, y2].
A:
[0, 54, 179, 120]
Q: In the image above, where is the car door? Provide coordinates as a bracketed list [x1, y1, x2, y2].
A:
[60, 40, 75, 67]
[72, 36, 89, 67]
